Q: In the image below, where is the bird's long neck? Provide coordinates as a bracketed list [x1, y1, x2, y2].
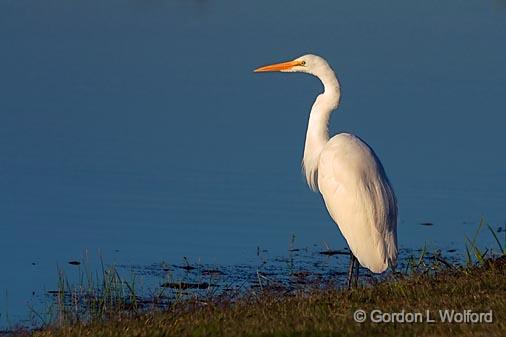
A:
[303, 71, 341, 191]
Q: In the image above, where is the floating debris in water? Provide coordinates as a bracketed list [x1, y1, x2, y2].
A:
[161, 282, 211, 289]
[47, 290, 66, 295]
[319, 250, 349, 256]
[68, 261, 81, 266]
[172, 257, 197, 271]
[173, 264, 196, 271]
[420, 222, 434, 226]
[447, 249, 457, 253]
[497, 227, 503, 233]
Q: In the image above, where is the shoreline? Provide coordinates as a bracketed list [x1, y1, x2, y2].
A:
[12, 255, 505, 337]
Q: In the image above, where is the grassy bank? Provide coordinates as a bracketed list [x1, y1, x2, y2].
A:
[26, 255, 505, 337]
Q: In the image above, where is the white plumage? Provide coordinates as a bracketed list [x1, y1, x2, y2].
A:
[318, 134, 397, 272]
[255, 54, 398, 275]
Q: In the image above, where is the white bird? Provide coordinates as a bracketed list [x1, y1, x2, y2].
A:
[254, 54, 398, 286]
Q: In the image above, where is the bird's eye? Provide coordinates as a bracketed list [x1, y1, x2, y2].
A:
[300, 61, 306, 66]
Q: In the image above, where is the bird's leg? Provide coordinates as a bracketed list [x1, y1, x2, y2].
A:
[353, 258, 360, 287]
[347, 253, 356, 289]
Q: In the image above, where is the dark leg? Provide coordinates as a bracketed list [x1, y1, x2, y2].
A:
[353, 257, 360, 287]
[347, 253, 357, 289]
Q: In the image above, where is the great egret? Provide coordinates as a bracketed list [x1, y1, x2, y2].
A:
[254, 54, 398, 287]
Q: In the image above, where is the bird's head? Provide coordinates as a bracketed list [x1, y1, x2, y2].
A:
[254, 54, 332, 77]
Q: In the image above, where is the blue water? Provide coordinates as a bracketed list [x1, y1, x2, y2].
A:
[1, 0, 505, 328]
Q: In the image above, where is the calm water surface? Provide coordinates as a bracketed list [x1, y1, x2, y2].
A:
[1, 0, 505, 327]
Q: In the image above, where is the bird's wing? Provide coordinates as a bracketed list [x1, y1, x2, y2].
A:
[317, 133, 397, 273]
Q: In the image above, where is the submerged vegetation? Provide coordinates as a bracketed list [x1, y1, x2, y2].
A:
[5, 221, 506, 336]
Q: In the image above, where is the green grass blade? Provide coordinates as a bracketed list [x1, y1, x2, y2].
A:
[487, 224, 504, 254]
[471, 217, 485, 248]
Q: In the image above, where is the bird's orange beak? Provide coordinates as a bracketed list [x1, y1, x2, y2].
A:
[254, 60, 304, 72]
